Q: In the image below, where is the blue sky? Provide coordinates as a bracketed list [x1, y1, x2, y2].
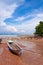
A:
[0, 0, 43, 35]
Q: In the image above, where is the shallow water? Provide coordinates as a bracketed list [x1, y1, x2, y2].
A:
[14, 40, 36, 50]
[0, 35, 17, 38]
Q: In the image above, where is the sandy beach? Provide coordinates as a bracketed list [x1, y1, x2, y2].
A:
[0, 36, 43, 65]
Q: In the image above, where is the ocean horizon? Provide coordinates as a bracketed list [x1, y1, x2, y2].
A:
[0, 35, 18, 38]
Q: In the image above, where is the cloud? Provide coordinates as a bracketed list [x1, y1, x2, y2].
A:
[0, 0, 18, 26]
[0, 2, 18, 20]
[14, 9, 41, 22]
[20, 30, 25, 33]
[37, 13, 43, 17]
[15, 12, 43, 35]
[0, 0, 43, 35]
[0, 0, 25, 34]
[5, 25, 18, 32]
[0, 1, 18, 33]
[0, 0, 25, 5]
[0, 21, 6, 26]
[15, 16, 25, 21]
[14, 13, 35, 22]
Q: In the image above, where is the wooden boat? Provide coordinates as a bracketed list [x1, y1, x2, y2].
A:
[7, 40, 22, 55]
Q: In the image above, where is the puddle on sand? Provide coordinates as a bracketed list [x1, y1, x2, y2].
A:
[14, 40, 36, 50]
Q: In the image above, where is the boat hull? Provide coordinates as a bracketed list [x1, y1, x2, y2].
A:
[7, 41, 22, 55]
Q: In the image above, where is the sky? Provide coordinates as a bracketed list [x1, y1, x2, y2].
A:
[0, 0, 43, 35]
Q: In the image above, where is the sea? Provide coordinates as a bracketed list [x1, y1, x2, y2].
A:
[0, 35, 18, 38]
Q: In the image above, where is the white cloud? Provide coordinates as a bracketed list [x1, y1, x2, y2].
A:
[18, 30, 26, 33]
[0, 0, 18, 27]
[0, 24, 18, 33]
[37, 13, 43, 17]
[15, 13, 36, 22]
[15, 16, 25, 21]
[0, 0, 43, 35]
[21, 30, 25, 33]
[0, 4, 17, 26]
[5, 25, 18, 32]
[15, 12, 43, 35]
[1, 0, 25, 5]
[0, 21, 6, 26]
[0, 2, 18, 21]
[0, 0, 24, 34]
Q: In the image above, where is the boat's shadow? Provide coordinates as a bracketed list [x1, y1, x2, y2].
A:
[8, 46, 22, 56]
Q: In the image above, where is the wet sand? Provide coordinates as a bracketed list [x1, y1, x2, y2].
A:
[0, 37, 43, 65]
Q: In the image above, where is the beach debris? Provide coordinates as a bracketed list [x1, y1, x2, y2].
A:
[0, 38, 2, 44]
